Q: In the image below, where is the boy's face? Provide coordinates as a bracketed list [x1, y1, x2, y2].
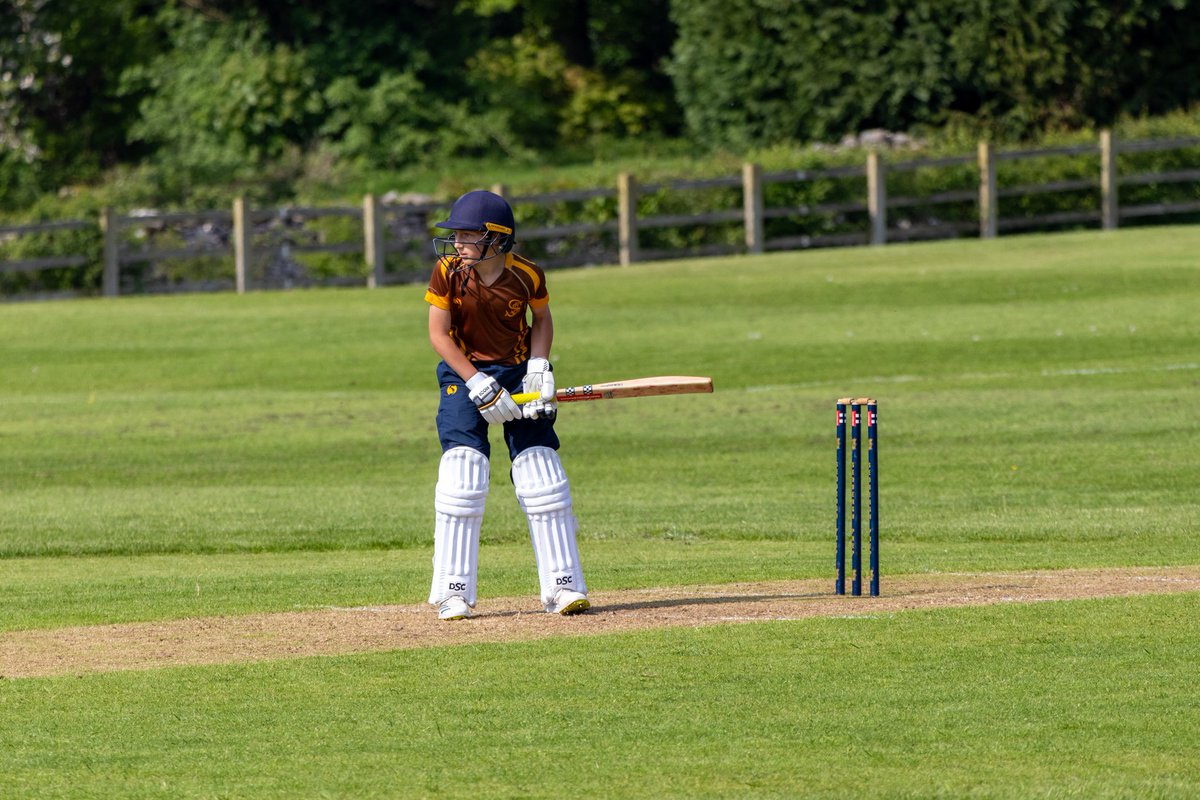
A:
[452, 229, 491, 262]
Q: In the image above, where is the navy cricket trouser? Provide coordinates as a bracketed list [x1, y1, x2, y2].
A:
[435, 361, 559, 460]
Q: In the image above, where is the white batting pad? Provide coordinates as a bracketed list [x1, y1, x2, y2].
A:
[511, 446, 587, 607]
[429, 446, 489, 606]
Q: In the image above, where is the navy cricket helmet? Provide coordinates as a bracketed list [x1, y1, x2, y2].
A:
[433, 190, 516, 260]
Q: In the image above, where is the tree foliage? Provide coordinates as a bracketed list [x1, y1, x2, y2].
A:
[669, 0, 1200, 148]
[0, 0, 679, 208]
[1, 0, 161, 195]
[124, 9, 323, 181]
[1, 0, 1199, 211]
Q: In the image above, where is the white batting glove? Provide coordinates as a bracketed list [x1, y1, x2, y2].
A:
[521, 358, 557, 420]
[466, 372, 522, 424]
[522, 358, 556, 400]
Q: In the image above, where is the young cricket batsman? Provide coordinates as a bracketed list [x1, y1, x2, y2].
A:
[423, 190, 590, 621]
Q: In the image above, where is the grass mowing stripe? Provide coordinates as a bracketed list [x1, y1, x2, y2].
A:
[0, 594, 1196, 799]
[750, 359, 1200, 391]
[1, 379, 1196, 557]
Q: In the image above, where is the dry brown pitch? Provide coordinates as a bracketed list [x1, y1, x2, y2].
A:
[3, 566, 1198, 679]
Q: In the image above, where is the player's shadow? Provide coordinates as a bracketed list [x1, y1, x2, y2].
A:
[596, 592, 823, 613]
[482, 592, 828, 618]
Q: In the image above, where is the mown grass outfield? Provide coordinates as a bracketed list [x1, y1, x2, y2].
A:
[2, 227, 1199, 797]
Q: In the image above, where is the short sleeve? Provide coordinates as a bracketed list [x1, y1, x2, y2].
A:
[425, 258, 454, 310]
[510, 255, 549, 308]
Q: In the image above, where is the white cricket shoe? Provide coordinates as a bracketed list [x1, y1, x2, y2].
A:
[548, 589, 590, 615]
[438, 596, 472, 621]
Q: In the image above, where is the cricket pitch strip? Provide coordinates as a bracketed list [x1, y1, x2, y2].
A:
[3, 566, 1199, 679]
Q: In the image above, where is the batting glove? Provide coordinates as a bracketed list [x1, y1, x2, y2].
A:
[521, 357, 557, 420]
[466, 372, 522, 424]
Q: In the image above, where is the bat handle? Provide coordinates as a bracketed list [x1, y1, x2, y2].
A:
[510, 391, 540, 404]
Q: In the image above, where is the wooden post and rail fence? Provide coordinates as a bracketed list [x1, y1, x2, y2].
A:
[2, 130, 1199, 298]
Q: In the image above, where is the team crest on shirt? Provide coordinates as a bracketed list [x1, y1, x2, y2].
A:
[447, 385, 458, 396]
[505, 299, 522, 318]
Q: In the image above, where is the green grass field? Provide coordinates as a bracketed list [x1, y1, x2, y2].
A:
[2, 227, 1199, 797]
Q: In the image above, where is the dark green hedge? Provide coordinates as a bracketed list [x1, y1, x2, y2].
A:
[668, 0, 1200, 148]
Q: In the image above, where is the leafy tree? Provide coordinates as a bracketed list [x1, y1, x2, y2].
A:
[123, 7, 323, 184]
[179, 0, 487, 95]
[315, 0, 680, 163]
[0, 0, 162, 208]
[943, 0, 1200, 138]
[668, 0, 1200, 148]
[6, 0, 1200, 213]
[320, 71, 502, 167]
[461, 0, 680, 142]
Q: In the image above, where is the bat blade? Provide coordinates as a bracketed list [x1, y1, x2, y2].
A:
[512, 375, 713, 404]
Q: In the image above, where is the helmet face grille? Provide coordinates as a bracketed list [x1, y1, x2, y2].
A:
[431, 229, 514, 262]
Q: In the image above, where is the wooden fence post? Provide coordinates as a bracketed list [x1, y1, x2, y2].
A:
[100, 207, 120, 297]
[363, 194, 385, 289]
[233, 197, 250, 294]
[743, 162, 764, 254]
[867, 151, 887, 245]
[978, 141, 998, 239]
[1100, 130, 1118, 230]
[618, 173, 638, 265]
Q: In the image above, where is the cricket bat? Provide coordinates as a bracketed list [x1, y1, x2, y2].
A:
[511, 375, 713, 405]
